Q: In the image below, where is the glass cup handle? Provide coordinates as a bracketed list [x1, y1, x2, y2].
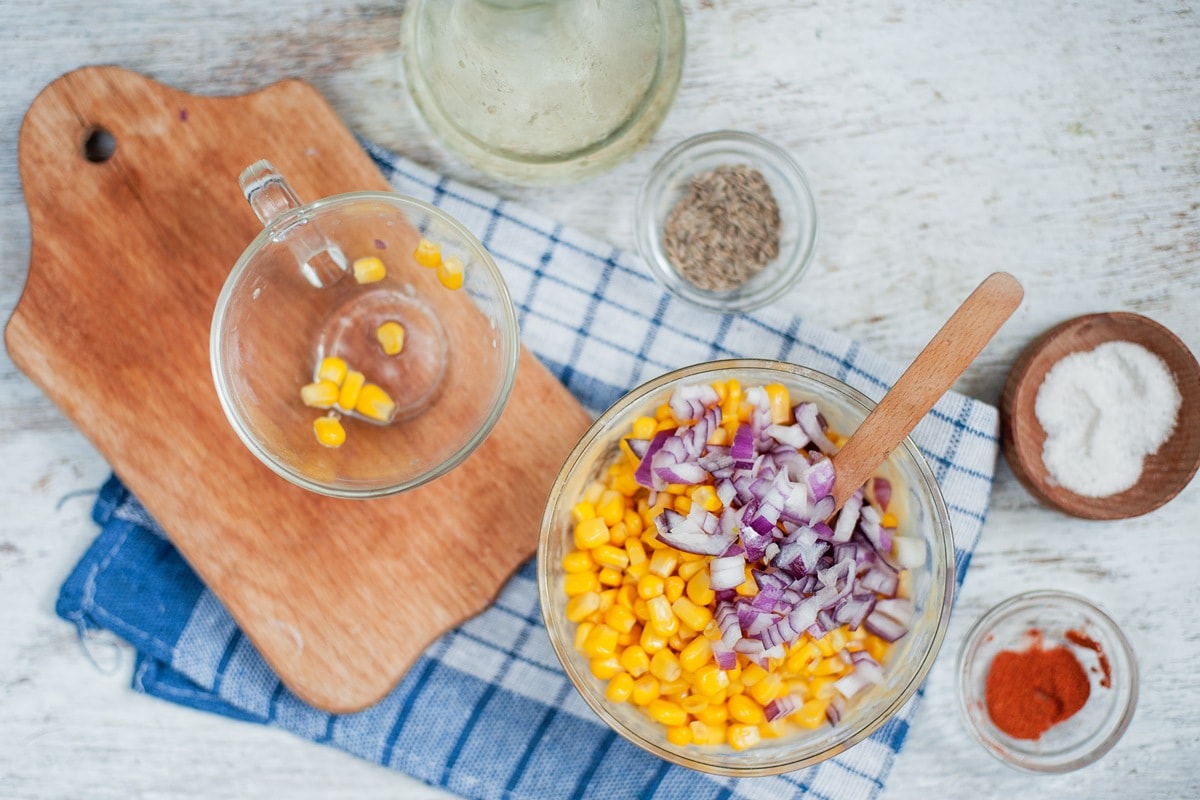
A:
[238, 160, 349, 288]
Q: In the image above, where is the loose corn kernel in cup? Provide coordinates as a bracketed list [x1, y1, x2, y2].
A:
[354, 383, 397, 424]
[437, 255, 464, 290]
[352, 255, 387, 284]
[413, 237, 442, 268]
[376, 320, 406, 356]
[312, 414, 346, 448]
[337, 370, 366, 412]
[316, 356, 348, 386]
[300, 380, 339, 409]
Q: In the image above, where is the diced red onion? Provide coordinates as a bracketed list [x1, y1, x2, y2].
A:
[711, 636, 738, 670]
[832, 489, 862, 543]
[795, 402, 837, 454]
[709, 553, 746, 591]
[653, 508, 733, 556]
[625, 437, 651, 459]
[764, 695, 799, 723]
[669, 384, 720, 422]
[834, 593, 877, 629]
[891, 536, 926, 569]
[870, 476, 892, 511]
[766, 423, 809, 449]
[634, 429, 674, 489]
[864, 609, 909, 642]
[804, 456, 836, 501]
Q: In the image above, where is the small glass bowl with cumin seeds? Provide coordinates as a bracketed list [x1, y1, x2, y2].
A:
[635, 130, 818, 314]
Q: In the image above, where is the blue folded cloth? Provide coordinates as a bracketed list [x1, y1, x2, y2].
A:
[56, 141, 1000, 800]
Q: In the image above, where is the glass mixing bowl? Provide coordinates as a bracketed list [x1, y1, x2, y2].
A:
[211, 162, 519, 498]
[537, 359, 955, 775]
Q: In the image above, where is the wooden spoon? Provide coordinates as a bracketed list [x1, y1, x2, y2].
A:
[829, 272, 1024, 510]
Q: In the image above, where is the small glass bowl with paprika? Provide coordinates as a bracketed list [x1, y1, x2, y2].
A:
[634, 131, 819, 314]
[956, 590, 1138, 773]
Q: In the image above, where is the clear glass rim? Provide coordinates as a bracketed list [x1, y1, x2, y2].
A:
[634, 130, 819, 314]
[401, 0, 687, 185]
[955, 589, 1140, 773]
[210, 190, 521, 499]
[537, 358, 955, 775]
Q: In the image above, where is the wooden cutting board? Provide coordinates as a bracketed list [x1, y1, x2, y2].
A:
[6, 66, 592, 713]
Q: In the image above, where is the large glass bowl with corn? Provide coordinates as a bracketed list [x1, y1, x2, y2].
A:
[211, 161, 519, 498]
[537, 360, 955, 775]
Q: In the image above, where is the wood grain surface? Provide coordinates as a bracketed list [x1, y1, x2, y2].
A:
[6, 65, 591, 714]
[2, 2, 1198, 799]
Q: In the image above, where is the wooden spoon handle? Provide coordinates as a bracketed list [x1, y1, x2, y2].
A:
[829, 272, 1024, 510]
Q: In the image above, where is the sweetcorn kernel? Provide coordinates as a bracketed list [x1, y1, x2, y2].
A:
[678, 635, 712, 673]
[649, 649, 682, 682]
[337, 370, 366, 411]
[300, 380, 340, 409]
[590, 655, 624, 680]
[437, 255, 464, 290]
[581, 624, 619, 659]
[354, 383, 396, 423]
[647, 699, 687, 727]
[316, 356, 348, 385]
[563, 571, 600, 597]
[765, 383, 791, 424]
[648, 548, 679, 578]
[665, 725, 693, 746]
[414, 238, 442, 268]
[592, 544, 630, 571]
[566, 592, 601, 623]
[630, 675, 660, 706]
[562, 550, 594, 573]
[312, 415, 345, 448]
[606, 672, 634, 703]
[619, 645, 651, 677]
[376, 321, 406, 356]
[794, 698, 831, 729]
[352, 256, 386, 284]
[728, 694, 766, 725]
[727, 722, 762, 752]
[574, 517, 610, 550]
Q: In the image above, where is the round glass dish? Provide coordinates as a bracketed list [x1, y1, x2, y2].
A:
[212, 181, 520, 499]
[537, 359, 955, 776]
[402, 0, 685, 185]
[957, 590, 1138, 773]
[634, 131, 818, 313]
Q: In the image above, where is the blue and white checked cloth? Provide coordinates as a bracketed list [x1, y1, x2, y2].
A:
[56, 141, 1000, 800]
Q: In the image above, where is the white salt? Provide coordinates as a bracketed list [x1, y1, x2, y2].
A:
[1035, 340, 1181, 497]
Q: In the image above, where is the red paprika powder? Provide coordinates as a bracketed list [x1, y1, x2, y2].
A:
[984, 631, 1090, 740]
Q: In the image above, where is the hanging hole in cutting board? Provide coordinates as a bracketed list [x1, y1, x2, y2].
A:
[83, 126, 116, 163]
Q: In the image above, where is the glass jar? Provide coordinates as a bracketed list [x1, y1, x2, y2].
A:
[401, 0, 686, 185]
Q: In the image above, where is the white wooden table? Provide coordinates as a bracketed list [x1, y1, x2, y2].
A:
[2, 2, 1197, 798]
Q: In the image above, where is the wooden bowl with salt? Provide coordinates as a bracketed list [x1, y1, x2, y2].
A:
[1001, 312, 1200, 520]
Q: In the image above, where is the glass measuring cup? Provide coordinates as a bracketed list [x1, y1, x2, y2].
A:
[210, 161, 520, 498]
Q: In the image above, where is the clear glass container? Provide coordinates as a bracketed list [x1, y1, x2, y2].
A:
[211, 161, 519, 498]
[635, 131, 819, 313]
[402, 0, 685, 185]
[537, 359, 956, 775]
[957, 590, 1139, 773]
